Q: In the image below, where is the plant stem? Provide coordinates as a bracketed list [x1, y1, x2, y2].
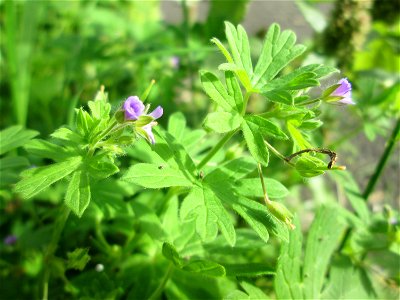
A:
[241, 92, 252, 115]
[264, 140, 295, 166]
[42, 206, 71, 300]
[257, 163, 270, 205]
[297, 98, 321, 106]
[148, 263, 174, 300]
[363, 118, 400, 201]
[197, 129, 238, 169]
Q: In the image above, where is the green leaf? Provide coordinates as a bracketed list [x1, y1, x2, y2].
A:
[0, 156, 30, 170]
[24, 139, 74, 161]
[122, 163, 193, 188]
[203, 112, 242, 133]
[88, 99, 111, 120]
[181, 185, 235, 245]
[236, 196, 288, 242]
[231, 198, 270, 244]
[200, 71, 236, 112]
[162, 242, 184, 268]
[330, 171, 370, 223]
[182, 260, 226, 277]
[225, 71, 244, 112]
[168, 112, 187, 141]
[245, 115, 288, 140]
[211, 37, 234, 64]
[303, 205, 347, 299]
[321, 256, 375, 299]
[224, 22, 253, 78]
[275, 216, 303, 300]
[204, 156, 256, 184]
[131, 202, 166, 240]
[296, 0, 327, 33]
[299, 120, 323, 131]
[224, 263, 274, 277]
[241, 120, 269, 166]
[252, 23, 306, 89]
[295, 155, 326, 177]
[234, 178, 289, 199]
[14, 156, 82, 199]
[65, 170, 91, 217]
[180, 186, 218, 242]
[218, 63, 252, 92]
[0, 126, 38, 155]
[135, 115, 154, 127]
[66, 248, 91, 271]
[287, 120, 312, 149]
[239, 281, 269, 299]
[76, 108, 93, 136]
[87, 158, 119, 180]
[262, 90, 293, 105]
[51, 127, 83, 145]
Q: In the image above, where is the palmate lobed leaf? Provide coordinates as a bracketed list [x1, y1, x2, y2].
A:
[180, 185, 236, 246]
[252, 23, 306, 90]
[224, 22, 253, 78]
[200, 71, 236, 112]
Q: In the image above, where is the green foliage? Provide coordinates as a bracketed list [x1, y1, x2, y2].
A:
[2, 3, 398, 299]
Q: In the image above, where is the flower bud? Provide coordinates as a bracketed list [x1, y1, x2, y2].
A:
[322, 78, 355, 105]
[266, 201, 295, 230]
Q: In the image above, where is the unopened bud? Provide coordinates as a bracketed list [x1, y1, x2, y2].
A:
[266, 201, 295, 230]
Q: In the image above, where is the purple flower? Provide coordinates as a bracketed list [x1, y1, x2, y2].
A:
[122, 96, 163, 144]
[169, 56, 180, 69]
[143, 106, 163, 144]
[330, 78, 355, 105]
[4, 235, 17, 245]
[123, 96, 145, 120]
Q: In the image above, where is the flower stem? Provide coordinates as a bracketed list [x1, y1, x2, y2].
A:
[257, 163, 270, 205]
[298, 98, 321, 106]
[197, 129, 238, 169]
[241, 92, 252, 115]
[148, 263, 174, 300]
[363, 118, 400, 201]
[42, 206, 70, 300]
[264, 140, 295, 166]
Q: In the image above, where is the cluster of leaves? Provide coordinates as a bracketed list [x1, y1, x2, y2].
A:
[13, 90, 123, 217]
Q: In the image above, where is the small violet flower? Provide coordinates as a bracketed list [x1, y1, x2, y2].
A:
[4, 235, 17, 245]
[123, 96, 163, 144]
[330, 78, 355, 105]
[169, 56, 180, 69]
[123, 96, 145, 120]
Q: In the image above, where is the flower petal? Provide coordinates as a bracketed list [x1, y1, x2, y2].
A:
[143, 124, 156, 144]
[123, 96, 145, 120]
[149, 106, 163, 119]
[332, 78, 351, 97]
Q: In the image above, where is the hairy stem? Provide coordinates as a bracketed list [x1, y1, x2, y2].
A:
[257, 163, 270, 205]
[42, 206, 70, 300]
[363, 118, 400, 201]
[264, 140, 295, 166]
[197, 129, 238, 169]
